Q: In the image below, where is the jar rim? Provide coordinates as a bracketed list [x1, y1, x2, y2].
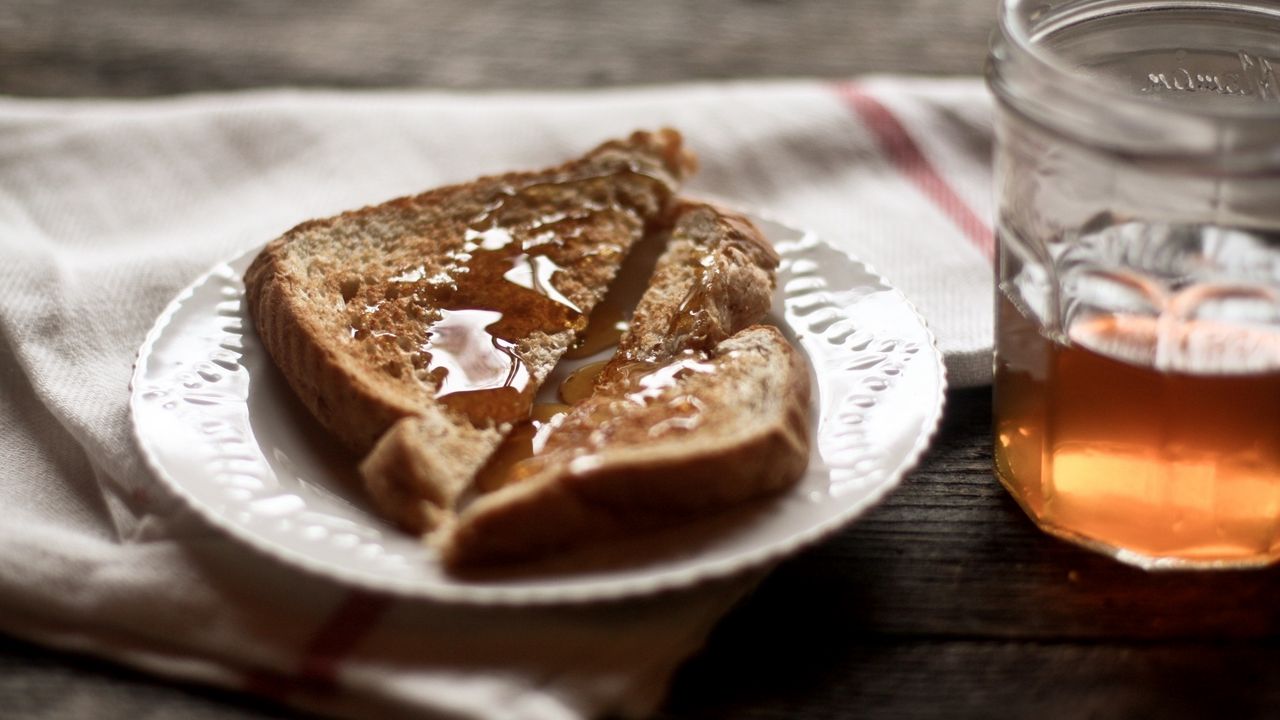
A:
[996, 0, 1280, 121]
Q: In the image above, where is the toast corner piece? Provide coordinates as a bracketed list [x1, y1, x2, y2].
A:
[615, 127, 699, 181]
[359, 415, 504, 534]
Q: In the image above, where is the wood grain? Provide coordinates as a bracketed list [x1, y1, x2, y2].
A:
[667, 638, 1280, 719]
[0, 0, 997, 96]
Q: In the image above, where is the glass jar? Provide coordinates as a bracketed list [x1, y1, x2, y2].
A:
[987, 0, 1280, 568]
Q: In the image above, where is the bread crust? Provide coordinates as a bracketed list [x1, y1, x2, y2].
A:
[245, 242, 421, 454]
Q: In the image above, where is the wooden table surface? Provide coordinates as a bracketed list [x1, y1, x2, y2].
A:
[7, 1, 1280, 718]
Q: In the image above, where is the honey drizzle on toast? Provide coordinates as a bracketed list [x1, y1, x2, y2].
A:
[469, 203, 777, 500]
[563, 296, 628, 360]
[346, 169, 674, 428]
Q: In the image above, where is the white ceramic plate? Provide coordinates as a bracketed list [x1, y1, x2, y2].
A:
[130, 212, 946, 604]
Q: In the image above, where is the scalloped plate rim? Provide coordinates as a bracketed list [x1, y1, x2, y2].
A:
[129, 207, 947, 605]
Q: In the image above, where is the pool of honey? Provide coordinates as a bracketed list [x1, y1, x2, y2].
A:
[994, 290, 1280, 565]
[470, 234, 648, 494]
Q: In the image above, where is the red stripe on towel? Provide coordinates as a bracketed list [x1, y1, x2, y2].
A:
[242, 590, 393, 698]
[833, 82, 994, 260]
[299, 591, 394, 684]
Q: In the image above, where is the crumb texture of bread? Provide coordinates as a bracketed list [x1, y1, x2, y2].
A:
[243, 129, 695, 532]
[602, 202, 780, 379]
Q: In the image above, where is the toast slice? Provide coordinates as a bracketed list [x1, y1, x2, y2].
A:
[441, 326, 811, 568]
[441, 204, 810, 568]
[597, 202, 781, 388]
[244, 130, 695, 532]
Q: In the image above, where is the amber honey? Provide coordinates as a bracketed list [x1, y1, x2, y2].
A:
[995, 290, 1280, 566]
[564, 300, 627, 360]
[473, 402, 568, 493]
[559, 359, 609, 404]
[473, 318, 616, 492]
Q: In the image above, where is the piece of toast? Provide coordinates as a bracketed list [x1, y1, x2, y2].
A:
[244, 130, 695, 532]
[441, 326, 811, 568]
[596, 202, 781, 388]
[440, 204, 810, 568]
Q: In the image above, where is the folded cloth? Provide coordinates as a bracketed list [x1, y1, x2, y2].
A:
[0, 77, 994, 720]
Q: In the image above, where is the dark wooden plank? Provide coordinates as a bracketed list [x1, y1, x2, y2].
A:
[665, 636, 1280, 720]
[0, 0, 998, 97]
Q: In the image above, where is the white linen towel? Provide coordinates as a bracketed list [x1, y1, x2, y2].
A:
[0, 77, 994, 720]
